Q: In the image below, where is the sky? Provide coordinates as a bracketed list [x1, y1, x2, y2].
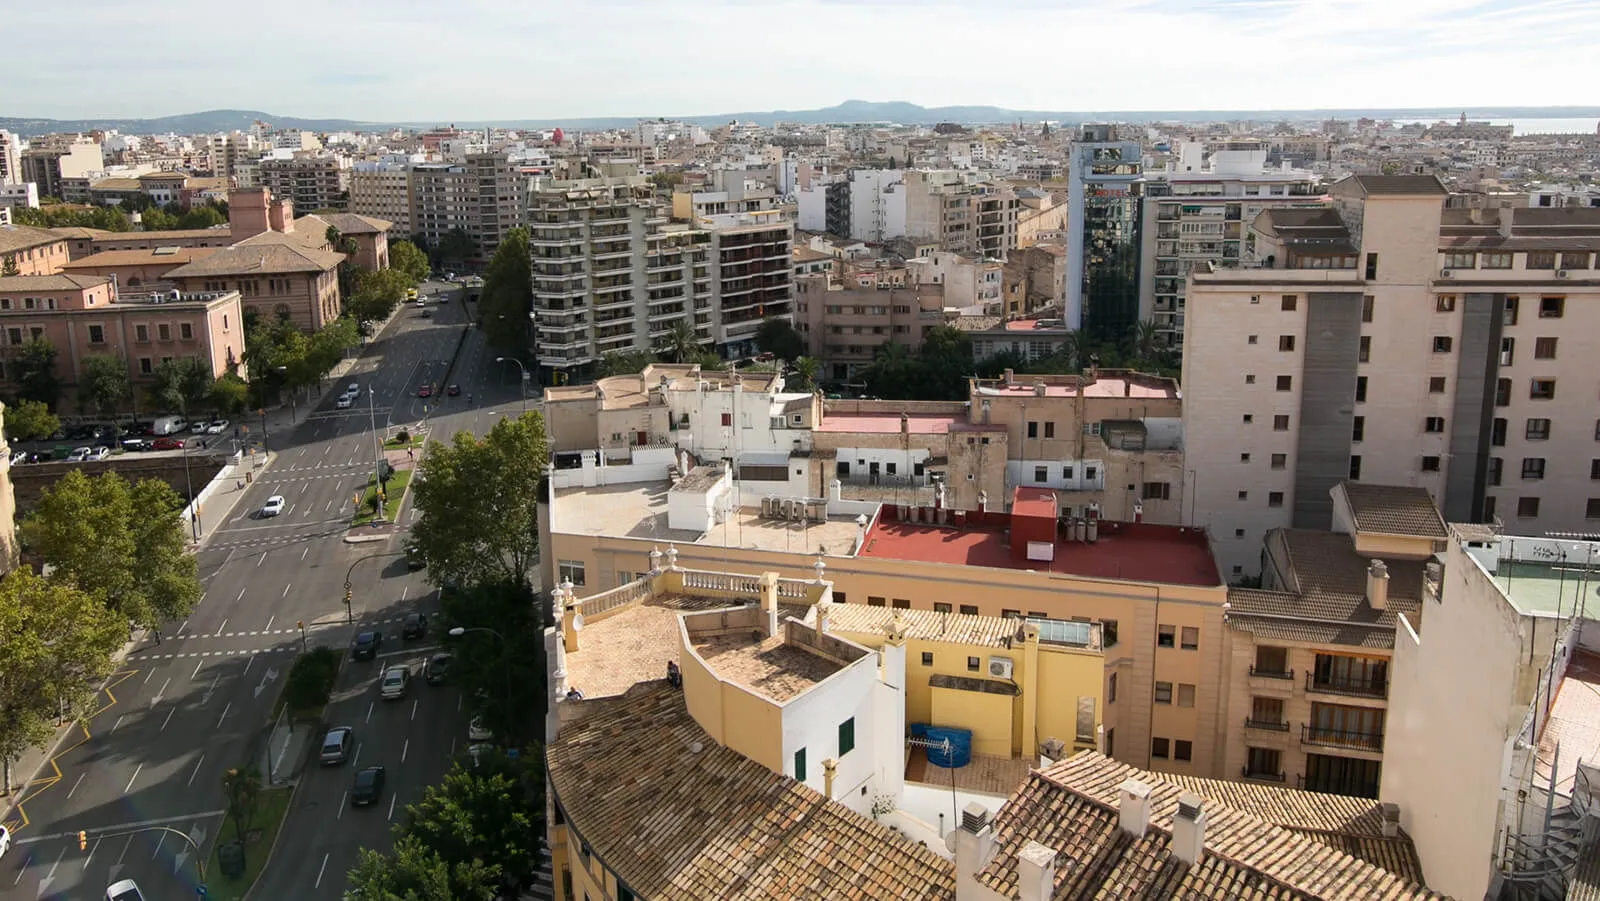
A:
[11, 0, 1600, 121]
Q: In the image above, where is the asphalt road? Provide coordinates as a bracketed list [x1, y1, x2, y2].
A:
[0, 283, 530, 901]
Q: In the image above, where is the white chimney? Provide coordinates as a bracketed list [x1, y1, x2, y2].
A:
[1016, 840, 1057, 901]
[758, 571, 779, 636]
[1170, 792, 1207, 865]
[1118, 779, 1153, 838]
[951, 803, 996, 896]
[815, 599, 832, 634]
[1381, 802, 1401, 837]
[1367, 559, 1390, 611]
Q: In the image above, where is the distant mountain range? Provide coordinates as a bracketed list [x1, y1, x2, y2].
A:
[3, 101, 1597, 136]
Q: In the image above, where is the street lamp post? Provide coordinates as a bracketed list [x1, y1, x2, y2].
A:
[495, 356, 528, 415]
[344, 551, 407, 624]
[449, 625, 512, 733]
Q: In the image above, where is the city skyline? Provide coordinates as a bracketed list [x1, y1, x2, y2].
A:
[9, 0, 1599, 121]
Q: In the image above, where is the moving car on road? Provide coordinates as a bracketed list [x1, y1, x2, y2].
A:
[468, 716, 492, 742]
[380, 665, 411, 699]
[320, 726, 353, 765]
[350, 630, 382, 660]
[105, 880, 146, 901]
[424, 653, 451, 685]
[417, 384, 433, 398]
[446, 384, 461, 396]
[206, 419, 230, 434]
[153, 436, 185, 451]
[401, 613, 427, 639]
[260, 495, 285, 517]
[336, 394, 355, 409]
[351, 766, 386, 806]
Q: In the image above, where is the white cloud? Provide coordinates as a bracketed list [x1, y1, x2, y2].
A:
[7, 0, 1598, 120]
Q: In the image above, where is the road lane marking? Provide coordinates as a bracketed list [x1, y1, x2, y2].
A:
[336, 793, 347, 821]
[151, 830, 165, 859]
[265, 615, 275, 632]
[282, 583, 291, 598]
[257, 553, 266, 568]
[192, 660, 204, 679]
[401, 586, 408, 601]
[144, 669, 155, 685]
[162, 707, 176, 731]
[177, 619, 189, 636]
[215, 620, 227, 637]
[243, 654, 255, 677]
[410, 700, 418, 721]
[325, 499, 333, 512]
[402, 738, 409, 762]
[124, 763, 143, 794]
[365, 702, 374, 724]
[217, 701, 231, 728]
[67, 773, 85, 799]
[302, 545, 310, 561]
[84, 837, 99, 868]
[188, 755, 204, 787]
[11, 858, 24, 885]
[388, 794, 397, 821]
[45, 846, 64, 880]
[315, 851, 330, 887]
[111, 714, 126, 734]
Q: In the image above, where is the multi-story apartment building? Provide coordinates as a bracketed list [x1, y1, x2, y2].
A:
[465, 151, 525, 258]
[0, 225, 70, 276]
[1183, 173, 1600, 581]
[1065, 124, 1143, 342]
[205, 132, 262, 179]
[904, 170, 978, 255]
[0, 131, 22, 186]
[349, 162, 412, 235]
[258, 155, 349, 213]
[408, 161, 475, 251]
[1140, 142, 1323, 351]
[971, 183, 1019, 260]
[20, 139, 103, 201]
[0, 276, 244, 407]
[528, 175, 791, 381]
[794, 272, 942, 379]
[1001, 244, 1066, 317]
[797, 168, 906, 242]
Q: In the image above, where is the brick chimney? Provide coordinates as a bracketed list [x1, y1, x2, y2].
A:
[269, 198, 295, 234]
[1170, 792, 1207, 865]
[1016, 841, 1057, 901]
[228, 187, 271, 241]
[1366, 559, 1390, 611]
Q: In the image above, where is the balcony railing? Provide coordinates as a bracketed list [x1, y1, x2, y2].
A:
[1305, 673, 1388, 699]
[1300, 724, 1384, 752]
[1244, 717, 1290, 732]
[1249, 666, 1294, 681]
[1240, 767, 1286, 783]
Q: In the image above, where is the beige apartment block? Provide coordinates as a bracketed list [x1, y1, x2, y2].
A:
[794, 272, 943, 381]
[349, 164, 412, 235]
[1001, 244, 1066, 317]
[259, 154, 348, 213]
[1219, 481, 1445, 800]
[1184, 174, 1600, 581]
[0, 225, 70, 276]
[904, 169, 977, 254]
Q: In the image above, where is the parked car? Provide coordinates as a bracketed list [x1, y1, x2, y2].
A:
[105, 880, 146, 901]
[190, 420, 209, 434]
[336, 394, 355, 409]
[320, 726, 353, 765]
[350, 630, 382, 660]
[468, 717, 492, 742]
[260, 495, 285, 517]
[153, 436, 185, 451]
[10, 450, 32, 466]
[151, 415, 186, 436]
[380, 665, 411, 700]
[66, 446, 94, 462]
[404, 542, 425, 571]
[0, 823, 9, 859]
[120, 438, 152, 452]
[206, 419, 230, 434]
[346, 383, 360, 397]
[421, 309, 432, 318]
[424, 653, 452, 686]
[351, 766, 386, 806]
[401, 613, 427, 639]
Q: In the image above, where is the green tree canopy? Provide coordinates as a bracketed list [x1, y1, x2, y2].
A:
[411, 412, 548, 590]
[13, 338, 62, 409]
[12, 204, 131, 232]
[597, 349, 655, 377]
[345, 835, 497, 901]
[754, 317, 806, 363]
[788, 356, 820, 393]
[390, 239, 431, 284]
[4, 399, 60, 442]
[402, 755, 546, 892]
[243, 315, 358, 406]
[139, 207, 179, 230]
[20, 469, 202, 628]
[147, 357, 213, 414]
[220, 766, 262, 867]
[79, 354, 131, 418]
[656, 320, 702, 365]
[346, 267, 411, 326]
[1, 255, 18, 276]
[438, 580, 546, 742]
[479, 228, 531, 351]
[0, 566, 124, 789]
[208, 373, 250, 415]
[176, 204, 226, 230]
[433, 228, 476, 268]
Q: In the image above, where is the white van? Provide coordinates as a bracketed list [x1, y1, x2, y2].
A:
[151, 415, 186, 436]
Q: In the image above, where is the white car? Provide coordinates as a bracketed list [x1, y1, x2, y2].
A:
[380, 665, 411, 700]
[105, 880, 145, 901]
[206, 419, 230, 434]
[88, 446, 111, 461]
[190, 421, 209, 434]
[260, 495, 286, 517]
[468, 716, 492, 742]
[336, 395, 355, 409]
[0, 823, 9, 858]
[66, 446, 94, 462]
[346, 383, 360, 396]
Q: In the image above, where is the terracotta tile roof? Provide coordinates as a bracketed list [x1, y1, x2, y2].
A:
[976, 752, 1443, 899]
[317, 212, 392, 234]
[0, 224, 66, 254]
[1341, 174, 1448, 196]
[1338, 482, 1448, 539]
[548, 682, 955, 901]
[45, 226, 110, 240]
[94, 227, 233, 243]
[62, 247, 220, 269]
[162, 239, 342, 278]
[0, 274, 111, 292]
[1225, 615, 1401, 650]
[1448, 521, 1499, 544]
[825, 605, 1023, 649]
[1271, 529, 1426, 607]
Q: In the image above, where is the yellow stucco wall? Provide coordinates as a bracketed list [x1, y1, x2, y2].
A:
[930, 686, 1013, 757]
[680, 634, 785, 773]
[1034, 647, 1103, 751]
[1352, 531, 1438, 560]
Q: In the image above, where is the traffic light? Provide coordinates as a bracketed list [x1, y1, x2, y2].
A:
[77, 830, 86, 851]
[344, 587, 353, 605]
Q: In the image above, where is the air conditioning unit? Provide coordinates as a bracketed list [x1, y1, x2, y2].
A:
[1439, 268, 1453, 278]
[1555, 270, 1569, 279]
[987, 656, 1014, 679]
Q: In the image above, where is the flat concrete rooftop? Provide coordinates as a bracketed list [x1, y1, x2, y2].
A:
[1497, 561, 1600, 619]
[553, 483, 861, 556]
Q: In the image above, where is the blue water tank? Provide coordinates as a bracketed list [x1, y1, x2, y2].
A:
[909, 723, 930, 740]
[924, 727, 973, 769]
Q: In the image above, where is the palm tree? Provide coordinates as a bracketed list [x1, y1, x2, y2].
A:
[790, 356, 820, 392]
[1127, 320, 1159, 364]
[660, 321, 699, 364]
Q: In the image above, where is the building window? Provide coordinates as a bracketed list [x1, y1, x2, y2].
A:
[720, 412, 731, 427]
[1034, 466, 1048, 482]
[1152, 737, 1170, 759]
[959, 604, 978, 615]
[1349, 455, 1362, 480]
[891, 598, 910, 609]
[1273, 415, 1290, 431]
[794, 748, 806, 781]
[1492, 418, 1508, 446]
[1429, 376, 1446, 393]
[1276, 375, 1292, 391]
[1540, 296, 1564, 318]
[1180, 627, 1199, 650]
[1522, 458, 1546, 480]
[1235, 528, 1246, 538]
[1157, 625, 1175, 648]
[1504, 296, 1520, 325]
[1591, 459, 1600, 480]
[1527, 252, 1556, 270]
[1421, 456, 1441, 472]
[179, 322, 194, 340]
[87, 325, 105, 344]
[1238, 490, 1249, 500]
[1488, 457, 1503, 486]
[1530, 379, 1556, 400]
[1175, 684, 1197, 709]
[1271, 453, 1286, 470]
[1281, 294, 1297, 311]
[1436, 294, 1458, 312]
[1432, 336, 1453, 353]
[1247, 335, 1258, 345]
[1245, 374, 1255, 384]
[867, 596, 885, 607]
[1242, 414, 1253, 424]
[1142, 482, 1171, 501]
[1362, 295, 1374, 322]
[1105, 728, 1114, 757]
[920, 651, 934, 667]
[1526, 419, 1551, 441]
[1278, 335, 1295, 352]
[1518, 497, 1541, 518]
[1588, 499, 1600, 519]
[557, 560, 586, 586]
[1495, 379, 1512, 406]
[1534, 337, 1557, 359]
[1444, 253, 1475, 270]
[1044, 421, 1055, 439]
[1355, 376, 1367, 402]
[1174, 740, 1193, 762]
[967, 656, 980, 672]
[1358, 335, 1370, 363]
[1154, 682, 1173, 704]
[1246, 747, 1282, 779]
[1483, 252, 1513, 269]
[1268, 491, 1284, 507]
[1424, 416, 1446, 433]
[1560, 252, 1591, 270]
[1352, 416, 1365, 442]
[1027, 421, 1038, 439]
[1365, 253, 1379, 279]
[138, 357, 153, 375]
[135, 324, 149, 342]
[158, 323, 171, 341]
[838, 718, 855, 756]
[1240, 453, 1251, 463]
[933, 602, 952, 614]
[1102, 619, 1118, 646]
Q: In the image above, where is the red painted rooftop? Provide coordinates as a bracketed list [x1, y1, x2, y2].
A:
[858, 510, 1221, 587]
[1011, 486, 1057, 519]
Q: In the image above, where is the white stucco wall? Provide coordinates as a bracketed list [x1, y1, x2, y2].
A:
[779, 644, 885, 819]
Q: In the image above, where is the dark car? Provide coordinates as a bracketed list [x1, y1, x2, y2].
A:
[120, 438, 153, 452]
[153, 436, 185, 451]
[351, 766, 386, 806]
[446, 384, 461, 397]
[350, 630, 382, 660]
[424, 653, 452, 686]
[404, 543, 425, 571]
[401, 613, 427, 640]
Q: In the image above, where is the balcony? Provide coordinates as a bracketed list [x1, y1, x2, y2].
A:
[1300, 724, 1384, 753]
[1248, 666, 1295, 695]
[1240, 767, 1287, 783]
[1244, 717, 1291, 732]
[1305, 673, 1388, 700]
[592, 295, 634, 313]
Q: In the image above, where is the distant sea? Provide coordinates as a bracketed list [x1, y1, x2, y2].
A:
[1390, 117, 1597, 135]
